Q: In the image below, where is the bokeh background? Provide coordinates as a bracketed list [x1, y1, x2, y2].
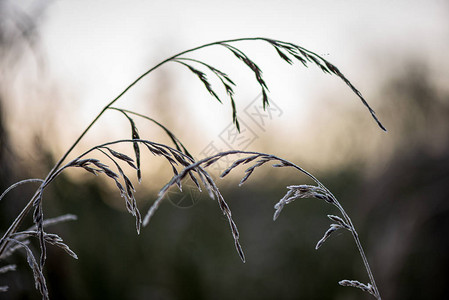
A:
[1, 1, 449, 299]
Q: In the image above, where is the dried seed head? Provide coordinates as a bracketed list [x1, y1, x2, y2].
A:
[0, 265, 16, 274]
[235, 240, 246, 263]
[273, 205, 283, 221]
[327, 215, 350, 229]
[339, 280, 375, 296]
[315, 224, 343, 250]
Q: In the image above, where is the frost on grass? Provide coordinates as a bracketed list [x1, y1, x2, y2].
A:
[148, 150, 380, 299]
[0, 37, 384, 300]
[339, 279, 376, 297]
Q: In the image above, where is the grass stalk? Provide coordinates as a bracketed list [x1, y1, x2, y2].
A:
[1, 37, 384, 299]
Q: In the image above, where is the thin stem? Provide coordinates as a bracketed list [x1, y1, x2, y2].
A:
[0, 179, 44, 202]
[333, 201, 381, 299]
[108, 107, 191, 157]
[0, 189, 41, 255]
[285, 161, 379, 298]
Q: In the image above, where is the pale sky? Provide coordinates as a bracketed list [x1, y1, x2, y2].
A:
[5, 0, 449, 170]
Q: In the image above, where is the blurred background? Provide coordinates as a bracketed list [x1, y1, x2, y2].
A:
[1, 0, 449, 299]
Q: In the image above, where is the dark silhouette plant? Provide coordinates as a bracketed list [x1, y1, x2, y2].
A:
[0, 37, 385, 299]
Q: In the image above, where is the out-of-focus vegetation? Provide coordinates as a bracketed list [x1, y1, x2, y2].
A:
[2, 2, 449, 300]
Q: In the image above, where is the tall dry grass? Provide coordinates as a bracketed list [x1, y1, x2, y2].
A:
[0, 37, 385, 299]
